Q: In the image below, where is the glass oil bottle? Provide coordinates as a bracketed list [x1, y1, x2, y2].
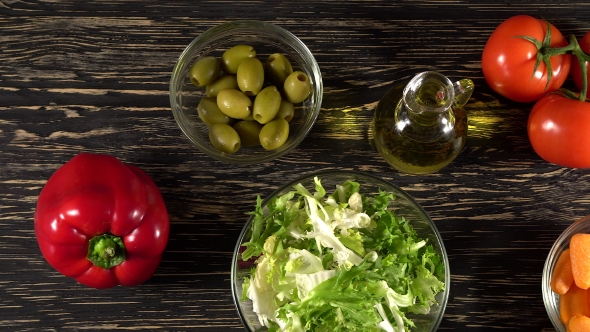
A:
[373, 71, 474, 175]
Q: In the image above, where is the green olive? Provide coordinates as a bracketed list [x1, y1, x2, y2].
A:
[209, 123, 241, 153]
[189, 56, 221, 87]
[233, 120, 263, 147]
[237, 58, 264, 96]
[284, 71, 311, 103]
[216, 89, 252, 119]
[221, 44, 256, 74]
[275, 99, 295, 122]
[259, 118, 289, 151]
[197, 97, 233, 127]
[266, 53, 293, 86]
[253, 86, 281, 124]
[206, 74, 239, 97]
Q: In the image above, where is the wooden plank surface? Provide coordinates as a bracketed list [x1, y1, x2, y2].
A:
[2, 0, 590, 330]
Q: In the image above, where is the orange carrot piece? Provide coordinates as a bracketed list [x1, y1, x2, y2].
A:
[552, 248, 575, 295]
[560, 285, 590, 324]
[567, 315, 590, 332]
[571, 233, 590, 290]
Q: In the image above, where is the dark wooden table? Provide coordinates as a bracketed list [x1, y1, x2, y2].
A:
[2, 0, 590, 331]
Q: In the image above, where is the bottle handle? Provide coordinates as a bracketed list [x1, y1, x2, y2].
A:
[452, 79, 474, 108]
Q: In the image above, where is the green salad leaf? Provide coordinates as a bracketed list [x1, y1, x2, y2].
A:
[240, 177, 445, 332]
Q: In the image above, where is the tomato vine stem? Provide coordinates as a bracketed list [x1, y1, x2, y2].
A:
[517, 20, 590, 101]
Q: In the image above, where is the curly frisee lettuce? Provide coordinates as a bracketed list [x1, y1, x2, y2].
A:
[240, 177, 445, 332]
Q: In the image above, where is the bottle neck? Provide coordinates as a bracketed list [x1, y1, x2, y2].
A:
[393, 72, 457, 143]
[395, 99, 456, 143]
[403, 72, 455, 115]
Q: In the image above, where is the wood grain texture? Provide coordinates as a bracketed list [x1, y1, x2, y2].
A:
[2, 0, 590, 330]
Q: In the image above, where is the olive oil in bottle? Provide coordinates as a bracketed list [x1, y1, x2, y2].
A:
[373, 71, 473, 175]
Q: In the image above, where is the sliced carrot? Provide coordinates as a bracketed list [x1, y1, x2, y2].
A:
[571, 233, 590, 290]
[552, 248, 575, 295]
[560, 285, 590, 324]
[567, 315, 590, 332]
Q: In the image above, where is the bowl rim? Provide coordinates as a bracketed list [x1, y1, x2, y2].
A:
[169, 20, 323, 164]
[230, 169, 450, 331]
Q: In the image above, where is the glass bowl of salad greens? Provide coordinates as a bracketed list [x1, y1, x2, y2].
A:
[231, 170, 450, 332]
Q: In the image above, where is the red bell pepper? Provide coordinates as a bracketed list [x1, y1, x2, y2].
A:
[34, 153, 170, 289]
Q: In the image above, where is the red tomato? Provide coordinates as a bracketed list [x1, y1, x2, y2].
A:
[528, 93, 590, 168]
[482, 15, 571, 103]
[571, 31, 590, 92]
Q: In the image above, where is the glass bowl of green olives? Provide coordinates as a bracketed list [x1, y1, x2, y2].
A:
[170, 20, 323, 164]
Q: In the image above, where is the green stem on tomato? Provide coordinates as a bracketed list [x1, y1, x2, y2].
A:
[572, 36, 590, 101]
[87, 234, 126, 269]
[517, 20, 590, 102]
[578, 51, 589, 101]
[545, 35, 590, 101]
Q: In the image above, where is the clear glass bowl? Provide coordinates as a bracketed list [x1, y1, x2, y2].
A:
[231, 170, 450, 331]
[169, 20, 323, 164]
[542, 215, 590, 332]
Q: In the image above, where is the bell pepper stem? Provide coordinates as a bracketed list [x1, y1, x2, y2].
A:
[87, 234, 126, 269]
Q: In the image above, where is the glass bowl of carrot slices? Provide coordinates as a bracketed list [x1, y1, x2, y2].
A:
[543, 215, 590, 332]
